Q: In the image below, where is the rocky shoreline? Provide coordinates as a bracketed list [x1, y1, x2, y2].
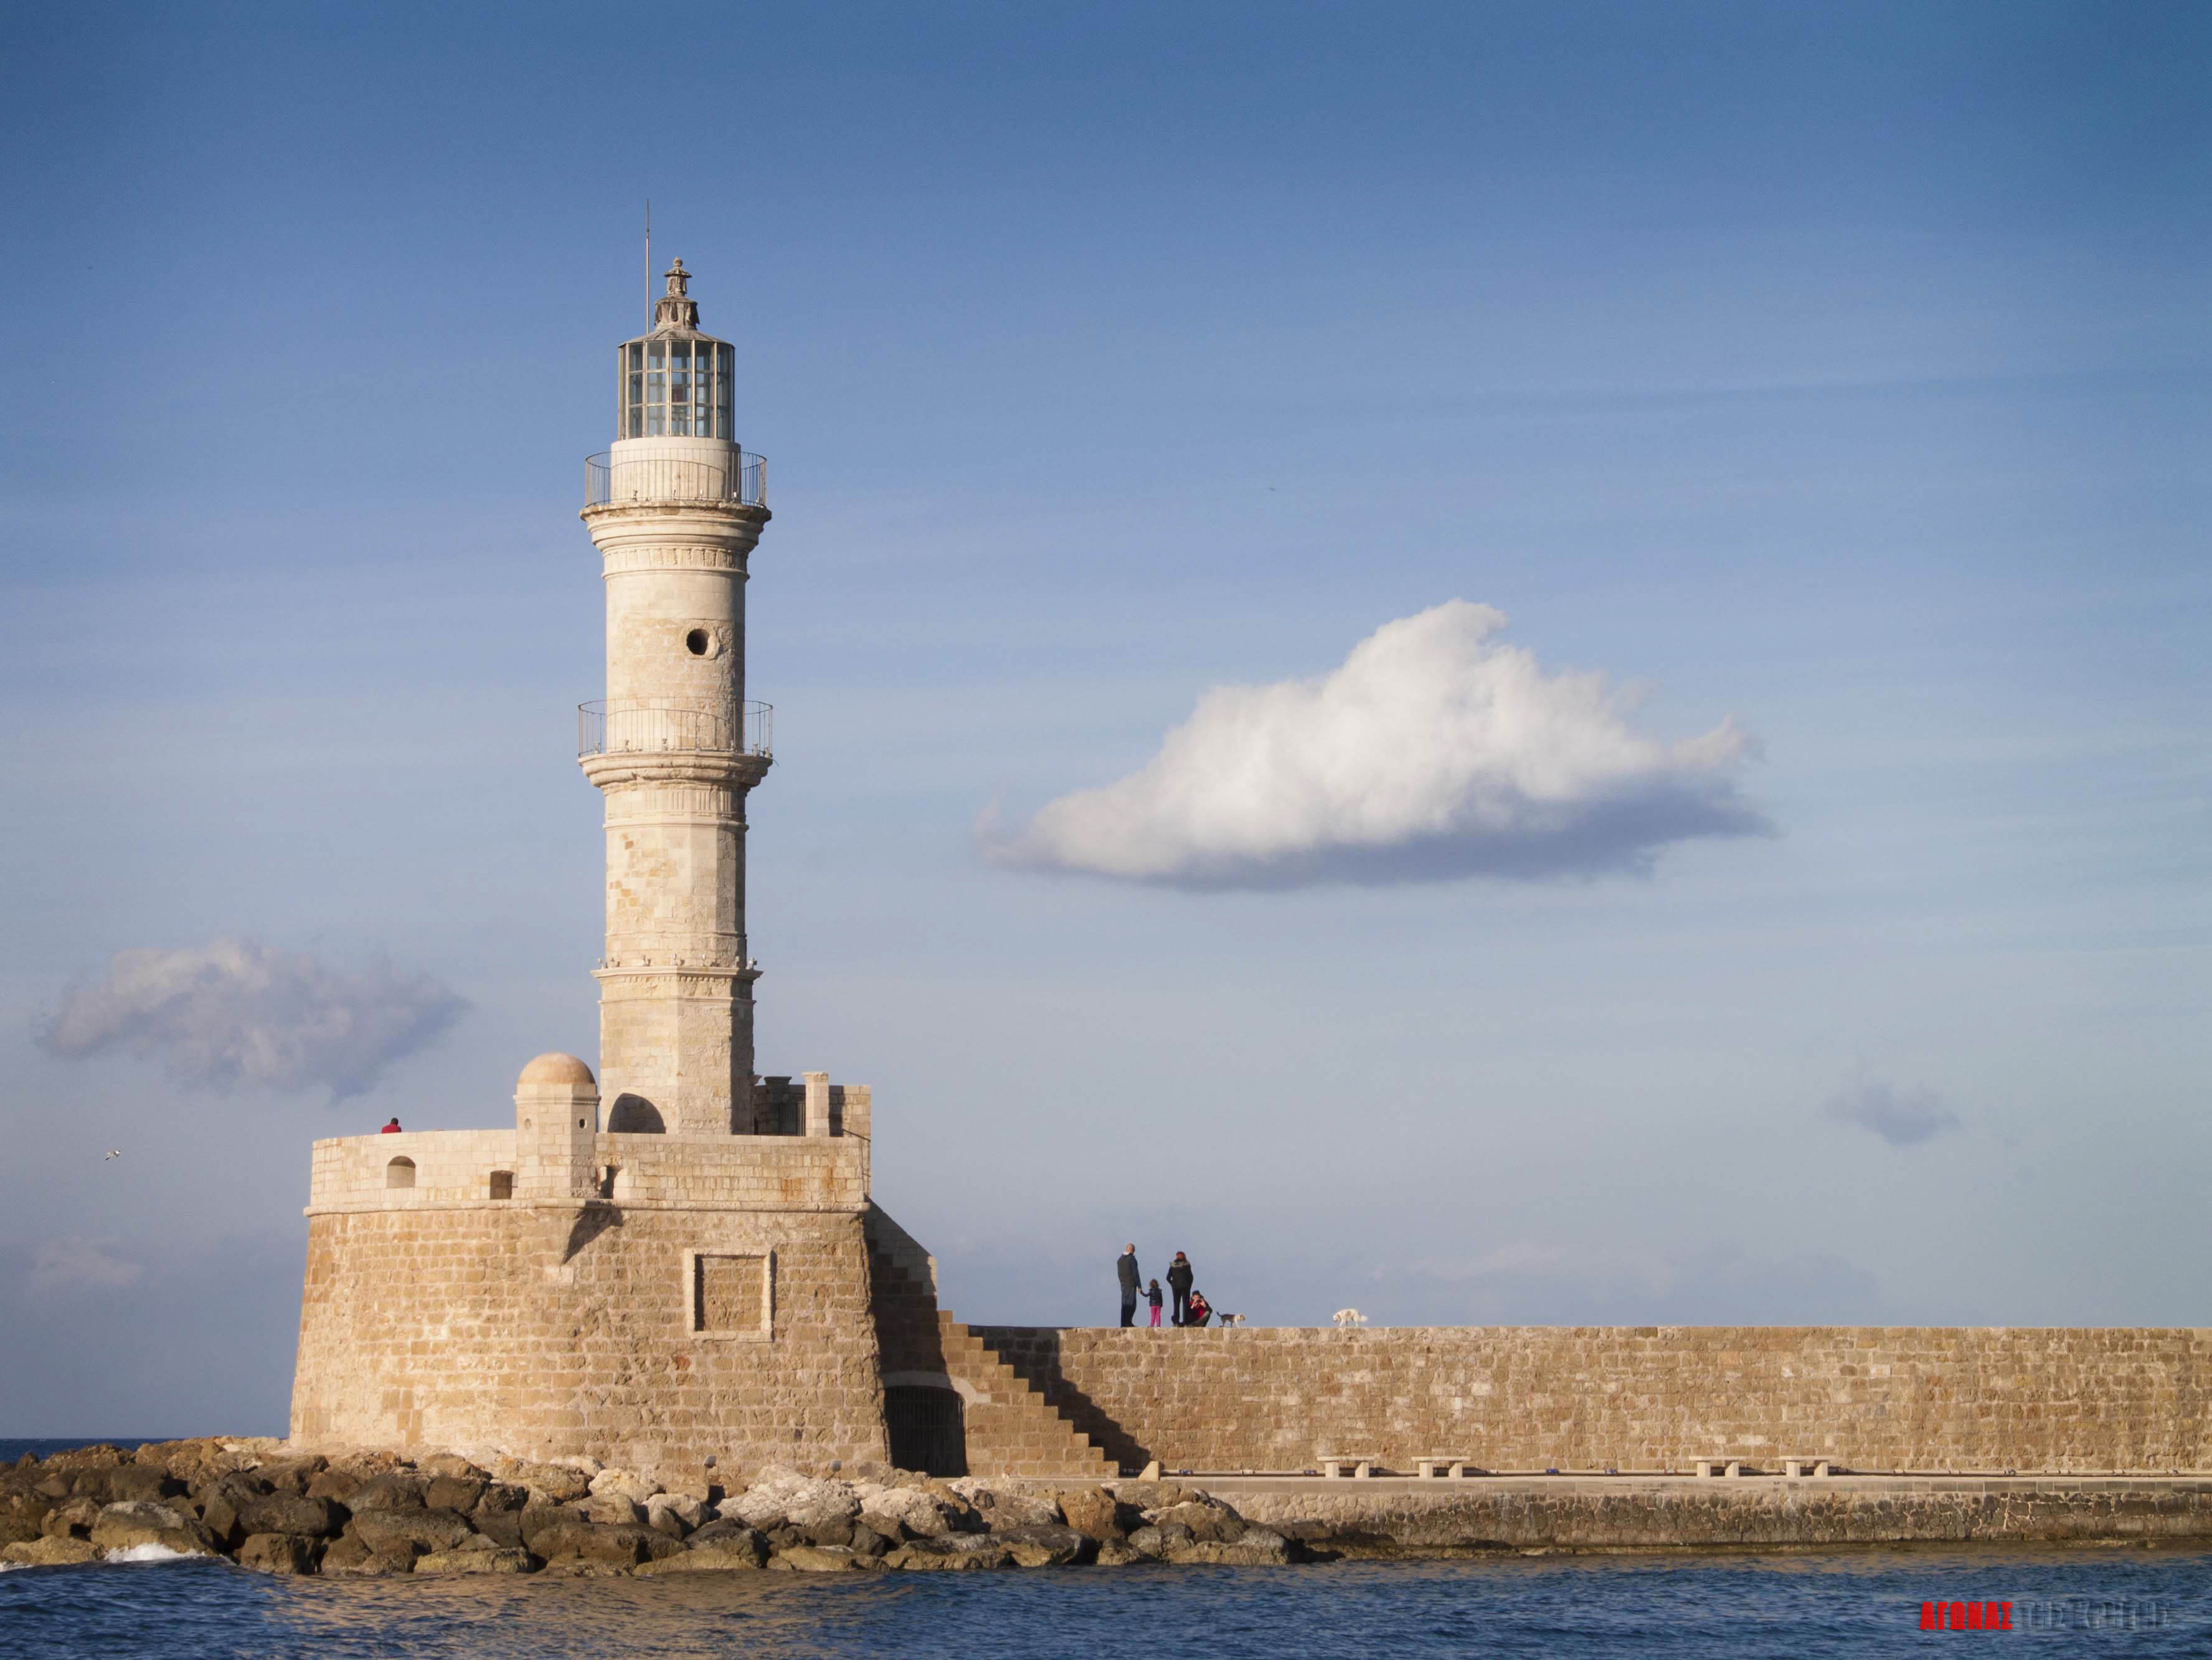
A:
[0, 1441, 1296, 1577]
[10, 1443, 2212, 1578]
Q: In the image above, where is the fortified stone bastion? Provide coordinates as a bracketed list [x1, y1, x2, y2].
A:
[288, 263, 2211, 1497]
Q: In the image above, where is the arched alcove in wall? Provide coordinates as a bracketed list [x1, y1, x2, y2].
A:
[607, 1094, 666, 1134]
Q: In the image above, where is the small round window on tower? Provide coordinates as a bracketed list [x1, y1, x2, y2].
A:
[686, 628, 711, 656]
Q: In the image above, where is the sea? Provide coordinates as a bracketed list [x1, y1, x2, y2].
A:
[3, 1442, 2206, 1658]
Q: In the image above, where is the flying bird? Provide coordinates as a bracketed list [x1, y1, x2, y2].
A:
[104, 1149, 121, 1160]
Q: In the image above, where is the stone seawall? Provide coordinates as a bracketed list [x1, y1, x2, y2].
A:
[968, 1326, 2212, 1476]
[1183, 1475, 2212, 1553]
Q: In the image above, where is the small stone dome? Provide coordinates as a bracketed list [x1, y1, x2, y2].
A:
[517, 1052, 596, 1088]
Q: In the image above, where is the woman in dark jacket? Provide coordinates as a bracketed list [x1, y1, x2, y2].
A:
[1166, 1251, 1194, 1326]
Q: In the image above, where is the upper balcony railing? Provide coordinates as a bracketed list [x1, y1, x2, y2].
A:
[585, 451, 767, 510]
[579, 698, 773, 760]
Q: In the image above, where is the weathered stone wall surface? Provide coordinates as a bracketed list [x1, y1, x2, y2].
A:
[308, 1129, 867, 1213]
[970, 1326, 2212, 1475]
[291, 1201, 888, 1479]
[1200, 1474, 2212, 1550]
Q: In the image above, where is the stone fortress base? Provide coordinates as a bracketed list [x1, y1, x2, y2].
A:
[293, 1055, 2212, 1494]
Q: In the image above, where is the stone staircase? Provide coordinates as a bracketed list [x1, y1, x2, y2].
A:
[863, 1216, 1113, 1480]
[931, 1309, 1116, 1480]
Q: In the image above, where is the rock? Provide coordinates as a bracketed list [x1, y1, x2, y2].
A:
[580, 1492, 645, 1527]
[856, 1484, 961, 1540]
[646, 1492, 704, 1535]
[884, 1537, 1011, 1571]
[349, 1509, 478, 1557]
[590, 1468, 661, 1506]
[1117, 1481, 1193, 1511]
[345, 1473, 428, 1512]
[1052, 1487, 1128, 1544]
[239, 1494, 346, 1540]
[40, 1497, 100, 1540]
[723, 1476, 859, 1534]
[41, 1445, 127, 1471]
[90, 1501, 215, 1555]
[420, 1454, 491, 1482]
[993, 1523, 1090, 1567]
[636, 1530, 768, 1573]
[471, 1507, 526, 1550]
[252, 1456, 326, 1497]
[197, 1475, 270, 1548]
[414, 1547, 536, 1575]
[318, 1534, 416, 1577]
[501, 1461, 592, 1504]
[1127, 1524, 1175, 1558]
[1094, 1539, 1143, 1567]
[770, 1544, 873, 1572]
[952, 1482, 1061, 1530]
[98, 1465, 184, 1506]
[524, 1514, 680, 1569]
[423, 1476, 487, 1514]
[0, 1493, 52, 1546]
[1171, 1528, 1293, 1566]
[1000, 1494, 1067, 1529]
[1155, 1500, 1245, 1544]
[237, 1533, 318, 1575]
[2, 1537, 102, 1567]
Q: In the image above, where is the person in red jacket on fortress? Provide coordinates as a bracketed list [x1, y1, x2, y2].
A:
[380, 1117, 402, 1133]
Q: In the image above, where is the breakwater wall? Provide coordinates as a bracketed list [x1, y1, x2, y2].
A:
[970, 1326, 2212, 1476]
[1182, 1474, 2212, 1553]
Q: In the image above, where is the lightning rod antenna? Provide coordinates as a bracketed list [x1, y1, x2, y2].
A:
[644, 201, 652, 330]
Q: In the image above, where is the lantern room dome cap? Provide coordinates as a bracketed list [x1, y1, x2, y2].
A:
[516, 1052, 597, 1088]
[645, 257, 709, 338]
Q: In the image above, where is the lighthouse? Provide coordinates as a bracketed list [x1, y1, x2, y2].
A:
[578, 258, 771, 1137]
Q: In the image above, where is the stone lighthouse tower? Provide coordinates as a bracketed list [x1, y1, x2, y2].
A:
[579, 259, 770, 1136]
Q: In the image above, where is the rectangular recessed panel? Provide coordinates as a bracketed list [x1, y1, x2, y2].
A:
[694, 1253, 765, 1334]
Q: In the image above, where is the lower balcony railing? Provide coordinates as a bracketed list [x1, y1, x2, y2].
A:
[585, 452, 767, 509]
[579, 698, 772, 759]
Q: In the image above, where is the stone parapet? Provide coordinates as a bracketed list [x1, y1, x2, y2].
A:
[968, 1324, 2212, 1477]
[308, 1129, 869, 1215]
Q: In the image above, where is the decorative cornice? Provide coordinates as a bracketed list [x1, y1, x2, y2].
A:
[581, 752, 770, 790]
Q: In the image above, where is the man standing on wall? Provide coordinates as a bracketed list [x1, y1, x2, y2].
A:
[1117, 1243, 1142, 1327]
[1167, 1250, 1194, 1327]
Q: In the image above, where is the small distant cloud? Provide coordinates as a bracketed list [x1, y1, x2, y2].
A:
[981, 600, 1769, 890]
[39, 936, 467, 1100]
[1825, 1075, 1960, 1147]
[27, 1237, 144, 1293]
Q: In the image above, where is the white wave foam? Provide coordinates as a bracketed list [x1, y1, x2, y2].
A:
[103, 1542, 207, 1564]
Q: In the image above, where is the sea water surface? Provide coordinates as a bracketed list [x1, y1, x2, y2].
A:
[2, 1549, 2205, 1659]
[4, 1443, 2206, 1656]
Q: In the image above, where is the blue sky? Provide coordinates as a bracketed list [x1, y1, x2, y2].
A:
[1, 1, 2205, 1433]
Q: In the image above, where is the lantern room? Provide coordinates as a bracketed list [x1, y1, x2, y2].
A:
[617, 258, 736, 440]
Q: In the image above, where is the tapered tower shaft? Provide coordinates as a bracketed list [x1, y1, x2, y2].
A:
[577, 260, 771, 1136]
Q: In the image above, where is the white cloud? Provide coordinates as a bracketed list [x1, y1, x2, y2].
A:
[27, 1237, 144, 1293]
[1825, 1076, 1960, 1147]
[39, 936, 467, 1100]
[982, 600, 1769, 888]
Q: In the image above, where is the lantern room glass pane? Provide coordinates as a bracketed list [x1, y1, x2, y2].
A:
[717, 346, 734, 437]
[669, 341, 691, 436]
[645, 341, 666, 435]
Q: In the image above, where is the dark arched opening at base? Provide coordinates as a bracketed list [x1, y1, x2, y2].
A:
[884, 1385, 965, 1477]
[607, 1094, 665, 1133]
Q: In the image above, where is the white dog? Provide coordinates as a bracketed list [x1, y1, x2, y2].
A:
[1333, 1307, 1368, 1329]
